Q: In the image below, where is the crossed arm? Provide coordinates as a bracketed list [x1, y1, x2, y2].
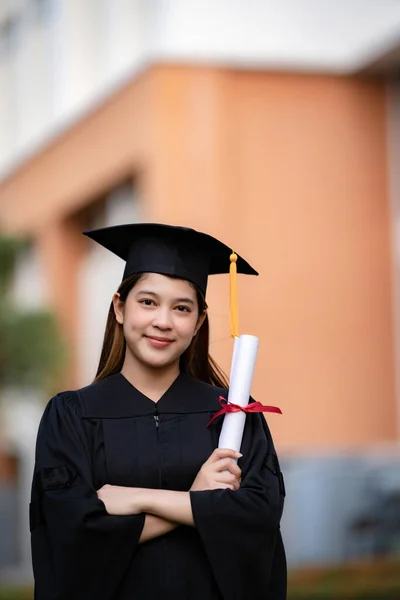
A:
[97, 448, 242, 544]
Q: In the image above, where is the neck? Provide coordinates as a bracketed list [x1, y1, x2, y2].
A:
[120, 355, 181, 402]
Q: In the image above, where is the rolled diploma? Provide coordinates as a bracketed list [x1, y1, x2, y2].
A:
[229, 336, 241, 379]
[218, 334, 260, 452]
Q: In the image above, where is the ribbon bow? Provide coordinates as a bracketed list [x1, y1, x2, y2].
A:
[207, 396, 282, 427]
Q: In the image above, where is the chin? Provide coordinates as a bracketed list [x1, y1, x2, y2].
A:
[139, 352, 180, 370]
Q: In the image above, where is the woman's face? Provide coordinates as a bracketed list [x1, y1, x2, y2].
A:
[113, 273, 205, 371]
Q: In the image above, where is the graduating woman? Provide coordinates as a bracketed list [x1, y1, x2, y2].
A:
[30, 224, 287, 600]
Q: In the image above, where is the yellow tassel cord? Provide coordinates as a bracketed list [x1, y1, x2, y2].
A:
[230, 251, 239, 338]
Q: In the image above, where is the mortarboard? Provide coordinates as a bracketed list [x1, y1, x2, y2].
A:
[83, 223, 258, 337]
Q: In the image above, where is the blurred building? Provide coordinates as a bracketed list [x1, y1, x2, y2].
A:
[1, 0, 400, 575]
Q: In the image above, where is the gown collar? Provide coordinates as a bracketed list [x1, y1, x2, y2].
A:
[79, 372, 225, 418]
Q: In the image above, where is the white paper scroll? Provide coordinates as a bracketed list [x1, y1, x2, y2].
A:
[229, 336, 241, 379]
[218, 334, 259, 452]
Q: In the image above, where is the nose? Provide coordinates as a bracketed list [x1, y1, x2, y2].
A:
[152, 306, 173, 330]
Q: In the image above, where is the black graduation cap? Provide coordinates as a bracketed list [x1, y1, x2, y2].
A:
[83, 223, 258, 337]
[82, 223, 258, 296]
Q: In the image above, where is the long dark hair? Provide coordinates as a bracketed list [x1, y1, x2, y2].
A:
[94, 273, 229, 388]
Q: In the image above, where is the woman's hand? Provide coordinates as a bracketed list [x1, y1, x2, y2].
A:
[190, 448, 242, 492]
[97, 484, 146, 515]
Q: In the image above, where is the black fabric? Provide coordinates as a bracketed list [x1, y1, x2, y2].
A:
[40, 465, 76, 491]
[82, 223, 258, 294]
[30, 372, 286, 600]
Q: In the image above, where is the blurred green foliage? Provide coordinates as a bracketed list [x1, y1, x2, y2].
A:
[0, 305, 65, 390]
[0, 237, 28, 295]
[0, 588, 32, 600]
[0, 235, 66, 392]
[288, 558, 400, 599]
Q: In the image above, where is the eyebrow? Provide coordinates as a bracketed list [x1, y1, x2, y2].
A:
[136, 290, 195, 305]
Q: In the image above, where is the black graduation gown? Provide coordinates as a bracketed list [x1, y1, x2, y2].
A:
[30, 372, 287, 600]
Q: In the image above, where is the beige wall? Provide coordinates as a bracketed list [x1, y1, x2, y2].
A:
[0, 66, 395, 451]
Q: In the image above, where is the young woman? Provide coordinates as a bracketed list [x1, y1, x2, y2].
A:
[30, 224, 286, 600]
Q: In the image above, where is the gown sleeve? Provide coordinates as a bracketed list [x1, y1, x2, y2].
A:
[30, 392, 146, 600]
[189, 411, 287, 600]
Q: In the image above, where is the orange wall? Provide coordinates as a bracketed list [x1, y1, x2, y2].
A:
[0, 66, 396, 451]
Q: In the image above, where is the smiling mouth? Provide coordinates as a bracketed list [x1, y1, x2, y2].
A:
[145, 336, 175, 348]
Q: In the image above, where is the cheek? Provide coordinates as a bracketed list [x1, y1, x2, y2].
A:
[123, 304, 149, 330]
[175, 315, 198, 339]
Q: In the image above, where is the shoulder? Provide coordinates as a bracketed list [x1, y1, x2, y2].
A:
[46, 377, 112, 419]
[45, 390, 79, 416]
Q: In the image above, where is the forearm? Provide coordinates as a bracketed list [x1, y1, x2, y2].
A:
[98, 484, 194, 527]
[139, 514, 179, 544]
[142, 490, 194, 527]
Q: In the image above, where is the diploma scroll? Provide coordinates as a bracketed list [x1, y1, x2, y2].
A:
[218, 334, 259, 452]
[229, 336, 241, 379]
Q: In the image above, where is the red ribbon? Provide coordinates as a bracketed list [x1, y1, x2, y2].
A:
[207, 396, 282, 427]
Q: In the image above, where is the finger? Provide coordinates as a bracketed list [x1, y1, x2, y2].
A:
[205, 448, 242, 464]
[213, 458, 242, 476]
[214, 460, 241, 478]
[215, 472, 238, 485]
[215, 474, 240, 491]
[215, 482, 236, 491]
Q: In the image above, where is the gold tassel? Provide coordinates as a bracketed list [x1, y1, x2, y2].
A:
[230, 251, 239, 338]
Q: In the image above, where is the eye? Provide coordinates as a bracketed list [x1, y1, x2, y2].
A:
[139, 299, 156, 307]
[175, 305, 191, 313]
